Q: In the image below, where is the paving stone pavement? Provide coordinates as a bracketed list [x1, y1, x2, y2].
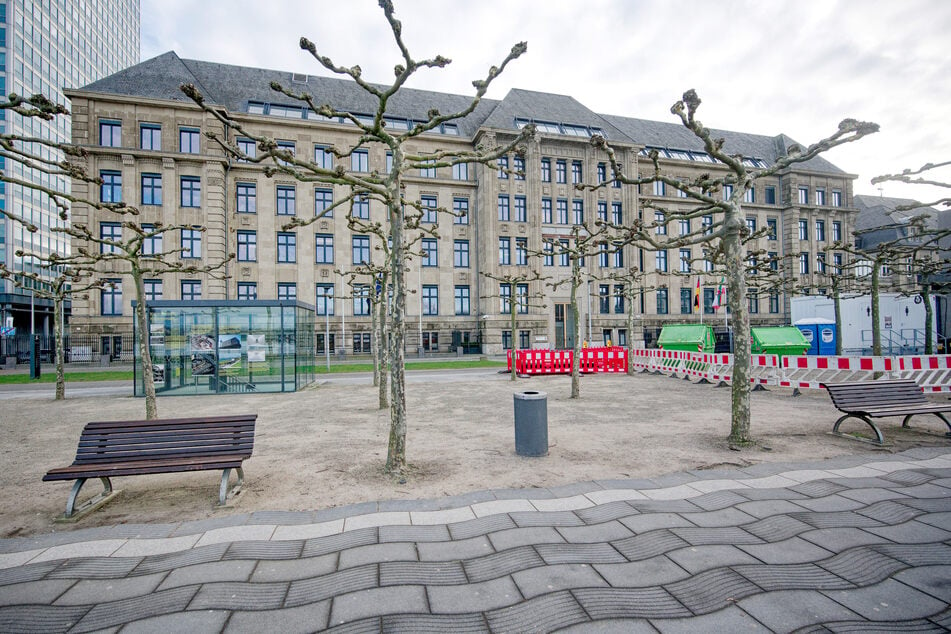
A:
[1, 447, 950, 633]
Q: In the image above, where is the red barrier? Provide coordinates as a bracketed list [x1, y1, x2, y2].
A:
[508, 347, 629, 375]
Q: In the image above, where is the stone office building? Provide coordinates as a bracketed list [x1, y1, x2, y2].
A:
[64, 52, 857, 354]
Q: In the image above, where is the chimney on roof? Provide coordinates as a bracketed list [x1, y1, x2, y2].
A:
[291, 73, 308, 84]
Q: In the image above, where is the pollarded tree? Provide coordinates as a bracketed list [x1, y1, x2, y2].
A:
[338, 263, 390, 409]
[481, 268, 548, 381]
[593, 89, 877, 447]
[592, 264, 652, 375]
[183, 0, 534, 476]
[0, 93, 232, 419]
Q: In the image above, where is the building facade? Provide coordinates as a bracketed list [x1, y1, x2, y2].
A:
[0, 0, 140, 336]
[65, 52, 858, 354]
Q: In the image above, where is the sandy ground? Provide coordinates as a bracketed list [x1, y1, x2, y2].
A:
[3, 369, 950, 538]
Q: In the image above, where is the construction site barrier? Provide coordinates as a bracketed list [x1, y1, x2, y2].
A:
[893, 356, 951, 393]
[507, 347, 628, 375]
[777, 355, 895, 390]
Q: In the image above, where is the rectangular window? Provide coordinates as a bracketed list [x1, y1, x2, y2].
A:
[832, 221, 842, 242]
[702, 215, 713, 235]
[352, 235, 371, 264]
[422, 332, 439, 352]
[744, 188, 755, 203]
[704, 288, 715, 314]
[816, 188, 826, 206]
[541, 158, 551, 182]
[597, 163, 607, 184]
[767, 218, 778, 240]
[748, 290, 759, 314]
[656, 250, 668, 272]
[353, 195, 370, 219]
[799, 252, 810, 274]
[556, 199, 568, 224]
[100, 222, 121, 254]
[680, 288, 692, 315]
[453, 197, 468, 224]
[832, 190, 842, 207]
[516, 284, 529, 314]
[653, 180, 666, 196]
[769, 292, 780, 314]
[144, 279, 162, 302]
[502, 330, 513, 350]
[571, 160, 582, 184]
[723, 184, 734, 200]
[179, 127, 200, 153]
[656, 289, 669, 315]
[315, 234, 334, 264]
[613, 245, 624, 268]
[599, 285, 610, 314]
[182, 228, 201, 260]
[816, 219, 826, 241]
[655, 211, 667, 235]
[352, 285, 370, 316]
[497, 195, 510, 221]
[614, 285, 625, 314]
[420, 195, 438, 223]
[315, 188, 333, 217]
[99, 120, 121, 147]
[612, 202, 622, 225]
[746, 216, 757, 234]
[679, 219, 690, 236]
[543, 242, 554, 267]
[572, 199, 584, 225]
[799, 219, 809, 241]
[278, 283, 297, 301]
[101, 281, 122, 315]
[275, 141, 296, 165]
[277, 185, 296, 215]
[353, 333, 372, 354]
[181, 176, 201, 207]
[277, 232, 296, 263]
[140, 123, 160, 150]
[514, 196, 527, 222]
[181, 280, 201, 301]
[419, 161, 436, 178]
[141, 173, 161, 206]
[316, 283, 334, 316]
[500, 284, 512, 314]
[454, 240, 469, 268]
[556, 159, 567, 184]
[597, 201, 608, 222]
[514, 155, 525, 180]
[559, 240, 570, 267]
[236, 182, 256, 213]
[351, 149, 369, 172]
[768, 251, 778, 271]
[237, 282, 258, 301]
[237, 137, 256, 160]
[100, 170, 122, 203]
[798, 186, 809, 205]
[422, 285, 438, 315]
[679, 248, 691, 273]
[452, 162, 468, 180]
[833, 253, 843, 275]
[315, 145, 333, 169]
[765, 186, 776, 205]
[814, 252, 826, 274]
[237, 231, 257, 261]
[542, 198, 553, 224]
[497, 155, 509, 180]
[421, 238, 437, 267]
[499, 237, 511, 265]
[142, 224, 162, 256]
[516, 237, 528, 266]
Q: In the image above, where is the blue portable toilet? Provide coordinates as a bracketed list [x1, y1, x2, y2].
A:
[794, 318, 836, 356]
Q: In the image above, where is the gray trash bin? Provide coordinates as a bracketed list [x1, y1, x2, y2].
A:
[513, 390, 548, 457]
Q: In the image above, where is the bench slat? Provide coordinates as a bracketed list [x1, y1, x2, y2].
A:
[43, 455, 248, 481]
[82, 415, 257, 430]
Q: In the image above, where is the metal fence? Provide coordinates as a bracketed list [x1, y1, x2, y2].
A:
[0, 333, 134, 365]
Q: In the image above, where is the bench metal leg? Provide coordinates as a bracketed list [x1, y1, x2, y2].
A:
[65, 477, 113, 518]
[902, 413, 951, 438]
[219, 467, 245, 505]
[833, 414, 885, 446]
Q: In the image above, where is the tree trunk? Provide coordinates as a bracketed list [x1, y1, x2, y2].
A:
[375, 290, 388, 409]
[133, 268, 158, 420]
[723, 209, 751, 446]
[385, 181, 407, 475]
[53, 293, 65, 400]
[833, 279, 843, 356]
[626, 287, 636, 375]
[871, 264, 881, 356]
[371, 293, 379, 388]
[510, 281, 518, 381]
[922, 283, 934, 354]
[570, 255, 582, 399]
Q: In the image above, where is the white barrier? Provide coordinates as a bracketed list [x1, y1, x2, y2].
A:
[778, 356, 895, 390]
[893, 356, 951, 393]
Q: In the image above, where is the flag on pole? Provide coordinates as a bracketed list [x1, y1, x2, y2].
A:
[712, 277, 726, 311]
[693, 277, 701, 313]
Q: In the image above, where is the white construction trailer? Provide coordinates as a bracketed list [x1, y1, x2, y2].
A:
[790, 293, 937, 355]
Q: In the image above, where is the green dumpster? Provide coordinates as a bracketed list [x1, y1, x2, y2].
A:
[751, 327, 810, 358]
[657, 324, 716, 352]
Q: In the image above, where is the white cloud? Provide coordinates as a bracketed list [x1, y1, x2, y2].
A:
[141, 0, 951, 203]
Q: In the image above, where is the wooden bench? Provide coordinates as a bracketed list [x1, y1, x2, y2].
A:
[821, 380, 951, 445]
[43, 414, 256, 519]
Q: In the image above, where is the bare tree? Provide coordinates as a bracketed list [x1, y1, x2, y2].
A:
[593, 90, 877, 446]
[182, 0, 533, 475]
[591, 262, 652, 375]
[480, 269, 547, 381]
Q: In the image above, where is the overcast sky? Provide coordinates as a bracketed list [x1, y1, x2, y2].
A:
[141, 0, 950, 205]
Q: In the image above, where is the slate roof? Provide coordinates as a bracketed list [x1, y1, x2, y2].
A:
[77, 52, 849, 174]
[853, 194, 940, 232]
